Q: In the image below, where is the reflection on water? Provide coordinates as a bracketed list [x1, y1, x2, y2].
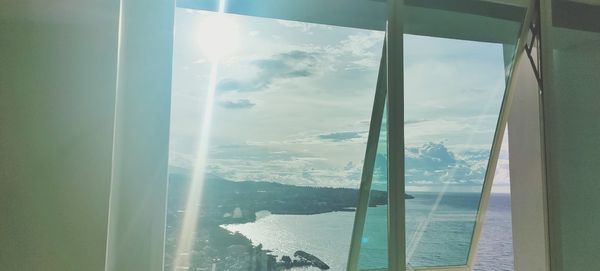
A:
[473, 193, 514, 271]
[224, 211, 355, 270]
[222, 193, 513, 270]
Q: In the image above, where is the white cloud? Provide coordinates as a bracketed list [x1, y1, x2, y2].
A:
[276, 19, 332, 33]
[169, 10, 509, 193]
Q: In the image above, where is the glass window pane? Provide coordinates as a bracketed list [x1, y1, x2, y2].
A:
[403, 34, 508, 268]
[356, 3, 527, 269]
[393, 2, 528, 268]
[358, 107, 389, 270]
[165, 8, 384, 271]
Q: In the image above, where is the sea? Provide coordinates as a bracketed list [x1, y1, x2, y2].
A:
[223, 192, 513, 271]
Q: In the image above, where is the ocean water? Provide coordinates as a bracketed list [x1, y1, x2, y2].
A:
[223, 193, 513, 270]
[472, 193, 514, 271]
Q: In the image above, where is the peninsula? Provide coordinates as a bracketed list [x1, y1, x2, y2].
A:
[164, 172, 413, 270]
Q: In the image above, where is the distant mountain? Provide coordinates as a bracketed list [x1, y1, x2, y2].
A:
[164, 172, 415, 271]
[167, 172, 412, 225]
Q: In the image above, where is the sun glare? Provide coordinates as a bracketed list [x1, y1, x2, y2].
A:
[173, 1, 232, 270]
[197, 13, 240, 61]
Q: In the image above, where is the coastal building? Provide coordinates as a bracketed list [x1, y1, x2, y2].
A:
[1, 0, 599, 271]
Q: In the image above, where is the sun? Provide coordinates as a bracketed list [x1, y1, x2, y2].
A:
[197, 13, 240, 61]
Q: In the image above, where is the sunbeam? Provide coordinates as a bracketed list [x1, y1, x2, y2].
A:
[172, 1, 229, 270]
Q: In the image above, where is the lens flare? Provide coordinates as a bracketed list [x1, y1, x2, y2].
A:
[172, 1, 229, 270]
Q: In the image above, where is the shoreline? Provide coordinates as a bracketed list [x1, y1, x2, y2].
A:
[219, 208, 364, 270]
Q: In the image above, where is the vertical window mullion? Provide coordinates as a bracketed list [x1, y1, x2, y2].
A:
[386, 0, 405, 270]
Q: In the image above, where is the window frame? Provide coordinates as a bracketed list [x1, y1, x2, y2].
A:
[347, 1, 537, 270]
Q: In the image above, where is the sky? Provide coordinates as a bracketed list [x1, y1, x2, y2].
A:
[168, 8, 511, 193]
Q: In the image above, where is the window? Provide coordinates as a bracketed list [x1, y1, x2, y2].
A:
[354, 1, 527, 269]
[403, 35, 507, 268]
[165, 1, 530, 270]
[165, 8, 384, 271]
[357, 35, 514, 270]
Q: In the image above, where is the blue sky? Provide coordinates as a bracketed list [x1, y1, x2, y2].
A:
[169, 8, 511, 193]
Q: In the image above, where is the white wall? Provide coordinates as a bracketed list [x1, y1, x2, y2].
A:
[0, 1, 174, 270]
[543, 34, 600, 271]
[541, 1, 600, 270]
[0, 0, 120, 270]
